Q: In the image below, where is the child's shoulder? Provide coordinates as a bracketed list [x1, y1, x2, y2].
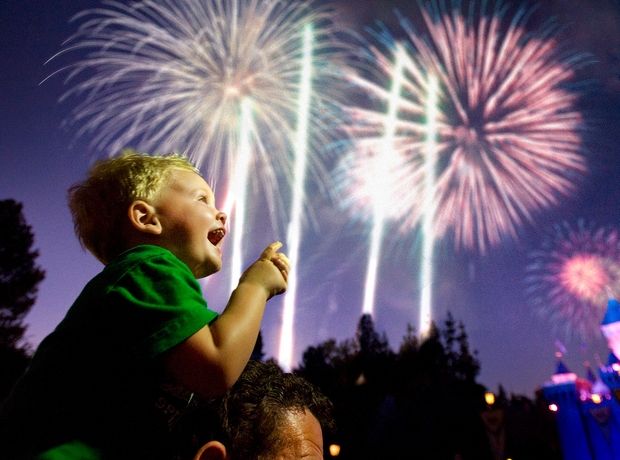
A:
[104, 244, 189, 278]
[113, 244, 173, 263]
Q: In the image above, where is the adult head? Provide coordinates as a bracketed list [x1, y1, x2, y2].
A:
[184, 360, 335, 460]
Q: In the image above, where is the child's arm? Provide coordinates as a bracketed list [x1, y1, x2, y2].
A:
[161, 242, 289, 398]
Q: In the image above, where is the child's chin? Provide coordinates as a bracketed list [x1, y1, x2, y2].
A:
[200, 262, 222, 277]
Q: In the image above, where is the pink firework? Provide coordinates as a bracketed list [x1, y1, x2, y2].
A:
[341, 0, 587, 253]
[559, 254, 610, 304]
[526, 222, 620, 339]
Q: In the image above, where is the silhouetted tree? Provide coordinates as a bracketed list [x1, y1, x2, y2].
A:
[443, 311, 458, 363]
[441, 313, 481, 382]
[297, 313, 492, 459]
[454, 319, 480, 382]
[295, 311, 558, 459]
[297, 338, 357, 397]
[0, 199, 45, 399]
[356, 314, 390, 357]
[497, 384, 509, 405]
[398, 323, 419, 355]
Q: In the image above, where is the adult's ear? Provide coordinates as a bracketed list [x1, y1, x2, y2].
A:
[128, 200, 162, 235]
[193, 441, 228, 460]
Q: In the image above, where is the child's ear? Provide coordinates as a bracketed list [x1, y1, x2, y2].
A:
[128, 200, 162, 235]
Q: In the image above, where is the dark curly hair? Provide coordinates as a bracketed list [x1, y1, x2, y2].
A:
[219, 360, 335, 459]
[176, 360, 334, 460]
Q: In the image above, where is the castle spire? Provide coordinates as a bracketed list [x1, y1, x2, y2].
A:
[600, 297, 620, 359]
[551, 352, 577, 384]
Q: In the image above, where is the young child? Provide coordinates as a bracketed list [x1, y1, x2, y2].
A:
[0, 152, 289, 460]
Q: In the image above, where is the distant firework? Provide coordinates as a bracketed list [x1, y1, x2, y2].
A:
[340, 0, 587, 253]
[49, 0, 341, 216]
[526, 222, 620, 339]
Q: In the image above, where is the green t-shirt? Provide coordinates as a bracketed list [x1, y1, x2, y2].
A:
[0, 245, 218, 460]
[36, 440, 103, 460]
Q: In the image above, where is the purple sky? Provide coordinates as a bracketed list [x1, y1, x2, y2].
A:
[2, 0, 620, 397]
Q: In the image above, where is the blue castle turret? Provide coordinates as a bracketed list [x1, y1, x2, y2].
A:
[543, 298, 620, 460]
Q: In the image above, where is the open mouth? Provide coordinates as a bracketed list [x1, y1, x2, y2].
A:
[207, 228, 226, 246]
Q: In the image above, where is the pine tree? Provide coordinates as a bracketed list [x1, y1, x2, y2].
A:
[454, 320, 480, 382]
[356, 314, 391, 358]
[0, 199, 45, 399]
[0, 199, 45, 350]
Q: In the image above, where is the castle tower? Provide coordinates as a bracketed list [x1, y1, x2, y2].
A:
[601, 298, 620, 360]
[542, 358, 594, 460]
[543, 297, 620, 459]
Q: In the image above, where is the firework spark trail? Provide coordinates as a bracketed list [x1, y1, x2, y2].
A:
[359, 44, 406, 318]
[49, 2, 345, 358]
[419, 73, 439, 337]
[227, 98, 254, 291]
[526, 221, 620, 339]
[278, 24, 313, 372]
[342, 0, 587, 255]
[48, 0, 342, 248]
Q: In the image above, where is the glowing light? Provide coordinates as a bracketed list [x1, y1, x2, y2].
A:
[552, 371, 577, 384]
[361, 43, 406, 317]
[549, 403, 559, 412]
[49, 0, 343, 292]
[419, 73, 439, 336]
[278, 24, 314, 371]
[228, 99, 254, 290]
[329, 444, 341, 457]
[51, 0, 323, 172]
[484, 391, 496, 406]
[341, 0, 586, 253]
[612, 363, 620, 373]
[592, 393, 602, 404]
[559, 255, 609, 304]
[526, 221, 620, 338]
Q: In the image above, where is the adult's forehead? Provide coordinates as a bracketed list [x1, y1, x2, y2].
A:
[277, 409, 324, 459]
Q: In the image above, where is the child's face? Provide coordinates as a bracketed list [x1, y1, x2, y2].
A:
[152, 168, 227, 278]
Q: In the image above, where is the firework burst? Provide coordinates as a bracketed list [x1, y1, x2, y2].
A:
[48, 0, 347, 372]
[48, 0, 342, 220]
[340, 0, 588, 253]
[526, 221, 620, 339]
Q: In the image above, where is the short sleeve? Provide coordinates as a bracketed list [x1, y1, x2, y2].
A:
[106, 250, 218, 360]
[36, 440, 103, 460]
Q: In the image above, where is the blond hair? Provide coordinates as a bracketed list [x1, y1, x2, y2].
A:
[68, 150, 198, 264]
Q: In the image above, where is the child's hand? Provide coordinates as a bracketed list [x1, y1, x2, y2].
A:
[239, 241, 289, 299]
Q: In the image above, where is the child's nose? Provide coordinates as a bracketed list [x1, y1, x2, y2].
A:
[216, 210, 227, 226]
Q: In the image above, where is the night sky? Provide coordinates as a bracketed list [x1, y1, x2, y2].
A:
[2, 0, 620, 397]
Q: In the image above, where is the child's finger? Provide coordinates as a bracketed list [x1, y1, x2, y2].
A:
[274, 261, 288, 282]
[260, 241, 283, 260]
[273, 255, 289, 277]
[272, 252, 290, 270]
[277, 252, 290, 266]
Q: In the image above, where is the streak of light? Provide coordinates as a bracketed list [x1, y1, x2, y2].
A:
[278, 24, 314, 371]
[361, 44, 406, 317]
[419, 74, 439, 337]
[228, 98, 254, 291]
